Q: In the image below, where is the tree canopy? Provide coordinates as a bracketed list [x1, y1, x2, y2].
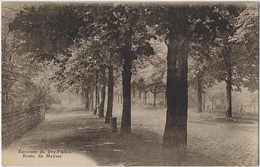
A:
[7, 2, 258, 148]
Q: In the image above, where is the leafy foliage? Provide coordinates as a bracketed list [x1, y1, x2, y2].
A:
[132, 37, 167, 95]
[230, 7, 259, 91]
[6, 3, 258, 126]
[9, 4, 86, 61]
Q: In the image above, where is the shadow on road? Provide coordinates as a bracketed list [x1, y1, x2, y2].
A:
[3, 109, 222, 166]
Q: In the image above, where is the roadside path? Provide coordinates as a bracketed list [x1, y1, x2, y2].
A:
[2, 108, 223, 166]
[113, 104, 258, 166]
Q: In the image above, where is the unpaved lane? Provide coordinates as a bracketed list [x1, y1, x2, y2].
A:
[2, 105, 257, 166]
[2, 111, 101, 166]
[2, 108, 222, 166]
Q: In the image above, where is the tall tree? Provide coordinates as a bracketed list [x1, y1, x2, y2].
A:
[97, 5, 155, 132]
[230, 6, 259, 91]
[208, 5, 258, 118]
[105, 65, 114, 123]
[133, 37, 167, 107]
[146, 4, 239, 148]
[188, 42, 216, 112]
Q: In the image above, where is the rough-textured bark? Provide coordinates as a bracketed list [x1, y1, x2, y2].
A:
[105, 67, 114, 123]
[196, 78, 202, 113]
[121, 43, 132, 133]
[226, 66, 232, 118]
[93, 70, 99, 115]
[163, 32, 189, 148]
[85, 87, 89, 111]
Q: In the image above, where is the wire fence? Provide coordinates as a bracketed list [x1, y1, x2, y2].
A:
[2, 105, 45, 147]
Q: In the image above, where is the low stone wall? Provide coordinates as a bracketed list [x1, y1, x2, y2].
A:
[2, 106, 45, 146]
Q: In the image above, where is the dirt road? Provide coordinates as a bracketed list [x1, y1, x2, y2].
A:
[2, 104, 258, 166]
[3, 107, 223, 166]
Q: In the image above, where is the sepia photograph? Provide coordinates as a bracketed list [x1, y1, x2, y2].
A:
[1, 1, 259, 166]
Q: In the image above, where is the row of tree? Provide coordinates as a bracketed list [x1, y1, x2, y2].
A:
[7, 3, 258, 148]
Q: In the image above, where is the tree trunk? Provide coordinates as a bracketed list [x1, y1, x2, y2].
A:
[81, 87, 85, 104]
[202, 95, 206, 110]
[196, 78, 202, 113]
[148, 93, 150, 104]
[121, 43, 132, 133]
[99, 83, 106, 118]
[90, 88, 94, 110]
[117, 92, 120, 103]
[99, 68, 106, 118]
[226, 67, 232, 118]
[153, 93, 157, 107]
[163, 32, 189, 149]
[93, 70, 99, 115]
[144, 91, 147, 105]
[85, 87, 89, 111]
[105, 66, 114, 123]
[138, 89, 142, 104]
[153, 88, 157, 107]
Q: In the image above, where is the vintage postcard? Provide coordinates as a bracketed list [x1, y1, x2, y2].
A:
[2, 1, 259, 166]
